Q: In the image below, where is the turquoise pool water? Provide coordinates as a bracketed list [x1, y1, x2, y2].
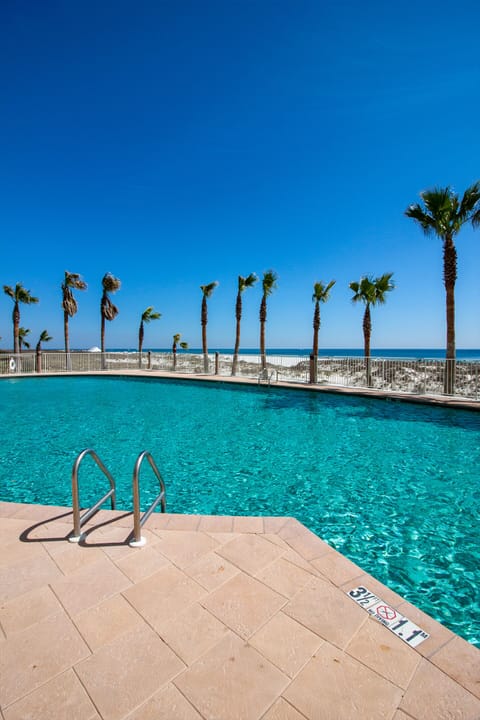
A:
[1, 375, 479, 646]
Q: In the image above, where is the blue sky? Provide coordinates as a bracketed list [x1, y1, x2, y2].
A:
[1, 0, 479, 351]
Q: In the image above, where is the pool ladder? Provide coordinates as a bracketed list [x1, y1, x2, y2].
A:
[69, 448, 166, 547]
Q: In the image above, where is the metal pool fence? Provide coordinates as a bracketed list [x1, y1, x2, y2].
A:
[0, 351, 478, 400]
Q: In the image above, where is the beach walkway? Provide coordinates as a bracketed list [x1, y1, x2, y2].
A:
[1, 502, 479, 719]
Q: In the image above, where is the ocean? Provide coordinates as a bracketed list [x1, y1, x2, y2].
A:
[112, 348, 480, 361]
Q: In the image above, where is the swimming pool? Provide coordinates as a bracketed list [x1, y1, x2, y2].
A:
[1, 375, 479, 646]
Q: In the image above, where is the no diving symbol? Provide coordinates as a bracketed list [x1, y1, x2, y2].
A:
[376, 605, 397, 622]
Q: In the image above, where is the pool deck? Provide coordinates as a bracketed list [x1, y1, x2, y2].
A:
[1, 502, 480, 720]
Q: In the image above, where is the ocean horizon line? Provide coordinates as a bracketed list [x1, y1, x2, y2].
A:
[107, 347, 480, 360]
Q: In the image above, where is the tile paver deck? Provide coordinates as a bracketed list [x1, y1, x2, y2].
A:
[1, 501, 479, 720]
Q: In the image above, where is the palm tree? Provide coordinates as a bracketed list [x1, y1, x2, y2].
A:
[100, 273, 121, 355]
[3, 283, 39, 354]
[35, 330, 52, 373]
[405, 183, 480, 393]
[138, 306, 161, 367]
[349, 273, 394, 387]
[200, 282, 218, 372]
[311, 280, 336, 383]
[232, 273, 257, 376]
[259, 270, 278, 370]
[18, 327, 31, 352]
[172, 333, 189, 370]
[62, 271, 87, 354]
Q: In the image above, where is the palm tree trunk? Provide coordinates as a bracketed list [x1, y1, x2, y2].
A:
[13, 302, 20, 355]
[311, 302, 320, 383]
[100, 307, 106, 369]
[363, 304, 372, 387]
[201, 296, 208, 372]
[232, 292, 242, 376]
[138, 321, 144, 368]
[36, 345, 42, 373]
[443, 237, 457, 394]
[64, 310, 72, 370]
[64, 310, 70, 353]
[260, 294, 267, 370]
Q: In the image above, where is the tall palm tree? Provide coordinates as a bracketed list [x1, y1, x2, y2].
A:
[259, 270, 278, 370]
[200, 282, 218, 372]
[62, 271, 87, 354]
[138, 306, 161, 366]
[100, 273, 121, 355]
[36, 330, 52, 373]
[18, 327, 31, 352]
[349, 273, 394, 387]
[311, 280, 336, 383]
[232, 273, 257, 376]
[405, 183, 480, 393]
[172, 333, 188, 370]
[3, 283, 39, 354]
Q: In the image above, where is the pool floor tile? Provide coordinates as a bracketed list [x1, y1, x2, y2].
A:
[310, 548, 364, 586]
[174, 632, 289, 720]
[261, 698, 310, 720]
[114, 544, 169, 583]
[122, 563, 206, 629]
[0, 551, 62, 604]
[345, 614, 421, 689]
[75, 623, 186, 720]
[50, 555, 132, 615]
[254, 556, 316, 599]
[284, 576, 367, 649]
[249, 611, 323, 678]
[201, 572, 287, 639]
[216, 533, 284, 575]
[283, 643, 404, 720]
[0, 585, 62, 636]
[73, 594, 145, 651]
[152, 530, 219, 568]
[429, 635, 480, 699]
[125, 683, 203, 720]
[155, 602, 231, 664]
[184, 550, 240, 591]
[0, 612, 90, 708]
[399, 658, 480, 719]
[2, 669, 99, 720]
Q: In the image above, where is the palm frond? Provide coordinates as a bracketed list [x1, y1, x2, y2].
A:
[102, 273, 121, 293]
[64, 271, 87, 291]
[262, 270, 278, 295]
[200, 281, 219, 298]
[179, 342, 189, 350]
[4, 283, 39, 304]
[39, 330, 52, 343]
[312, 280, 336, 303]
[404, 203, 436, 235]
[102, 297, 119, 321]
[459, 181, 480, 222]
[62, 286, 78, 317]
[141, 306, 161, 323]
[238, 273, 258, 292]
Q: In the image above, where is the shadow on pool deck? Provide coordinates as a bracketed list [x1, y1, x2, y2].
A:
[1, 501, 480, 720]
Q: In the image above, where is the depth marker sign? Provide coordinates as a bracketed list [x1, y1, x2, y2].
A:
[347, 586, 430, 648]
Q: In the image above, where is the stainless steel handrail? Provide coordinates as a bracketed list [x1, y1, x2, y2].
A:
[130, 450, 166, 547]
[69, 448, 116, 542]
